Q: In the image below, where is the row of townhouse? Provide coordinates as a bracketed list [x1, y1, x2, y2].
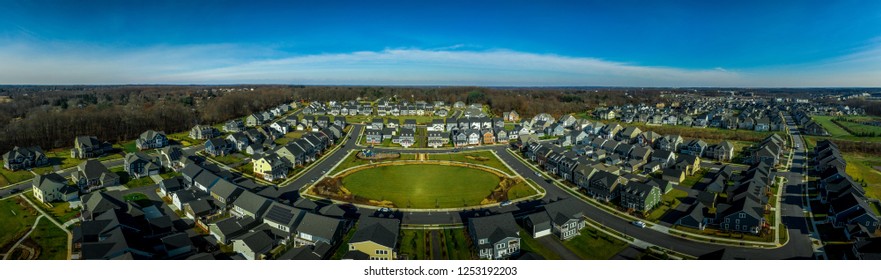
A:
[813, 140, 880, 240]
[677, 162, 776, 234]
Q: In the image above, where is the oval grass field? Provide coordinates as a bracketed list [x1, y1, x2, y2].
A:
[340, 164, 501, 208]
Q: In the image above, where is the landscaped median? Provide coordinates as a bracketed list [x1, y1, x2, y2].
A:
[306, 160, 542, 209]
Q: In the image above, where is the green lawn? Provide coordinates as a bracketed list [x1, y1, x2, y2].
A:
[166, 131, 196, 147]
[341, 164, 501, 208]
[646, 188, 689, 221]
[114, 140, 140, 153]
[837, 119, 881, 136]
[0, 168, 34, 185]
[562, 227, 629, 260]
[212, 154, 246, 165]
[680, 168, 709, 188]
[160, 171, 182, 179]
[812, 116, 852, 137]
[331, 224, 358, 260]
[122, 192, 153, 207]
[844, 153, 881, 200]
[0, 198, 38, 251]
[432, 151, 514, 175]
[506, 180, 535, 200]
[31, 218, 68, 260]
[126, 176, 157, 188]
[24, 192, 80, 223]
[443, 228, 474, 260]
[399, 229, 427, 260]
[518, 230, 562, 260]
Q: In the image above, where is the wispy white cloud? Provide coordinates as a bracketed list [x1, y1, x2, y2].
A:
[0, 39, 879, 87]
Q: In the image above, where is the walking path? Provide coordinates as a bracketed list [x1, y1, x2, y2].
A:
[3, 215, 44, 260]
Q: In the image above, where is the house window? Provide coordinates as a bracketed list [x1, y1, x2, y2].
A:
[375, 249, 387, 255]
[739, 213, 745, 219]
[496, 243, 505, 250]
[479, 239, 487, 245]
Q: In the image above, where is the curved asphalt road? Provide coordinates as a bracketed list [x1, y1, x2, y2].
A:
[276, 123, 816, 259]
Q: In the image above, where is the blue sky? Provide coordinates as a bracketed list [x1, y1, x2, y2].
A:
[1, 0, 880, 86]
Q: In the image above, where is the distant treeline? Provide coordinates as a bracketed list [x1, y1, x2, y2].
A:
[0, 85, 670, 152]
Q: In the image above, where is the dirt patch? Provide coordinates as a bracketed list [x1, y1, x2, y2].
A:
[309, 177, 396, 207]
[480, 177, 523, 205]
[9, 239, 39, 260]
[465, 155, 490, 161]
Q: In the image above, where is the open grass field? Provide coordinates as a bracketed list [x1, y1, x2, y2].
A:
[812, 116, 852, 137]
[431, 151, 514, 175]
[843, 153, 881, 200]
[341, 164, 501, 208]
[562, 227, 629, 260]
[31, 218, 68, 260]
[837, 119, 881, 136]
[0, 198, 38, 251]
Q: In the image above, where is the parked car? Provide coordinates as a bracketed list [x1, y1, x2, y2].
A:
[378, 207, 392, 213]
[500, 200, 512, 207]
[632, 221, 646, 228]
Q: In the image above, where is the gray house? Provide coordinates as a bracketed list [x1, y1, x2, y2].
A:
[469, 213, 520, 260]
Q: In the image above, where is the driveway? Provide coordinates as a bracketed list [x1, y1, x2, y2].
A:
[535, 236, 580, 260]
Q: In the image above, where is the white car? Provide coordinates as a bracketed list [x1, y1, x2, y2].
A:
[632, 221, 646, 228]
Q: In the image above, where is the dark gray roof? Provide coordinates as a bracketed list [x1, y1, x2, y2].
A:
[318, 204, 346, 218]
[350, 217, 400, 249]
[278, 246, 322, 260]
[186, 199, 214, 216]
[160, 232, 192, 251]
[297, 212, 343, 243]
[263, 202, 305, 228]
[210, 179, 242, 201]
[293, 198, 319, 211]
[235, 230, 275, 255]
[234, 191, 271, 217]
[469, 213, 519, 246]
[543, 199, 583, 226]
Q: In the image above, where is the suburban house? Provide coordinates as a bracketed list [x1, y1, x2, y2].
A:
[32, 173, 78, 203]
[469, 213, 520, 260]
[136, 130, 168, 150]
[3, 146, 49, 171]
[209, 216, 259, 244]
[253, 154, 290, 181]
[159, 146, 185, 171]
[209, 179, 243, 208]
[680, 139, 708, 157]
[224, 119, 245, 132]
[124, 152, 161, 178]
[619, 181, 661, 214]
[542, 199, 586, 240]
[204, 138, 233, 156]
[190, 125, 219, 140]
[523, 212, 551, 238]
[233, 230, 276, 260]
[232, 191, 271, 219]
[347, 217, 400, 260]
[296, 212, 344, 246]
[262, 202, 306, 238]
[71, 136, 112, 159]
[585, 170, 624, 202]
[705, 141, 735, 162]
[662, 168, 686, 184]
[72, 160, 120, 192]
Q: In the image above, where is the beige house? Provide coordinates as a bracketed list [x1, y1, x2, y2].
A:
[346, 217, 400, 260]
[32, 173, 78, 203]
